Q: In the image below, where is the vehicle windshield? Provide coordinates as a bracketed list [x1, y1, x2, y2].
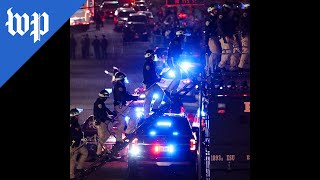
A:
[102, 3, 118, 9]
[128, 15, 147, 22]
[118, 11, 134, 17]
[139, 6, 147, 11]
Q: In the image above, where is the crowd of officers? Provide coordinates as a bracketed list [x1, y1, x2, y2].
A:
[69, 42, 182, 179]
[204, 2, 250, 73]
[70, 2, 250, 179]
[70, 34, 109, 60]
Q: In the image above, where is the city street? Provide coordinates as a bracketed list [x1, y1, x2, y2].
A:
[70, 21, 199, 179]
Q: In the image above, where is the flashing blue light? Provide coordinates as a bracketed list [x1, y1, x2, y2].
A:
[139, 94, 146, 99]
[161, 101, 166, 105]
[136, 111, 143, 118]
[168, 145, 174, 153]
[173, 132, 179, 136]
[181, 62, 192, 70]
[150, 131, 156, 136]
[135, 107, 143, 112]
[168, 70, 175, 78]
[125, 116, 130, 124]
[129, 145, 140, 156]
[157, 121, 172, 127]
[153, 94, 159, 99]
[220, 86, 223, 90]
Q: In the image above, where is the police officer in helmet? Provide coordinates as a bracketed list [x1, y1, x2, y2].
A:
[166, 29, 184, 96]
[143, 49, 165, 118]
[70, 108, 88, 180]
[237, 3, 250, 72]
[93, 89, 116, 123]
[205, 3, 222, 75]
[113, 71, 139, 144]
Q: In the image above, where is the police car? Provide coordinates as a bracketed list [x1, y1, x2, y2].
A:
[127, 113, 198, 178]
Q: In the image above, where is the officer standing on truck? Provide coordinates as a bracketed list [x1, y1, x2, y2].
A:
[205, 3, 221, 74]
[238, 3, 250, 72]
[93, 118, 113, 159]
[165, 30, 184, 96]
[113, 72, 139, 144]
[217, 3, 234, 72]
[93, 89, 116, 123]
[143, 49, 164, 118]
[70, 108, 88, 180]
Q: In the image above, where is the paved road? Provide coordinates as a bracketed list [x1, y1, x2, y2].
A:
[70, 22, 199, 180]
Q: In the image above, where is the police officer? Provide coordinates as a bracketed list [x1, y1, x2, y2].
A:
[101, 35, 108, 59]
[93, 89, 116, 123]
[217, 3, 234, 72]
[92, 35, 101, 60]
[166, 30, 184, 95]
[143, 49, 165, 118]
[113, 72, 139, 144]
[70, 108, 88, 180]
[205, 4, 221, 74]
[238, 3, 250, 72]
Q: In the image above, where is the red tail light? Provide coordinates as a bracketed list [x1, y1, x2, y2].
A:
[154, 145, 160, 153]
[190, 139, 196, 151]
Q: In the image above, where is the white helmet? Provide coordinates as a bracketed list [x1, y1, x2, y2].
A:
[176, 30, 184, 36]
[70, 108, 83, 117]
[144, 49, 154, 58]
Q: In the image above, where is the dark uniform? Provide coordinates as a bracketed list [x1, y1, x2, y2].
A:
[238, 4, 250, 70]
[93, 98, 114, 123]
[92, 36, 101, 60]
[217, 4, 233, 70]
[167, 36, 183, 68]
[70, 34, 77, 59]
[143, 60, 160, 89]
[70, 118, 83, 148]
[70, 108, 88, 179]
[143, 50, 164, 118]
[101, 35, 108, 59]
[113, 74, 138, 141]
[166, 31, 184, 94]
[205, 6, 222, 74]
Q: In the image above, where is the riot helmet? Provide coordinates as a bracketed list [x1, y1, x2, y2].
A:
[70, 108, 83, 117]
[114, 71, 127, 82]
[144, 49, 155, 59]
[98, 89, 110, 98]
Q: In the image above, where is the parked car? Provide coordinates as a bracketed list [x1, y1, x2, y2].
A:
[100, 0, 119, 19]
[137, 11, 155, 27]
[133, 4, 148, 11]
[123, 13, 149, 42]
[114, 7, 136, 31]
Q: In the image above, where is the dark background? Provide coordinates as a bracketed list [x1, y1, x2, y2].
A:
[0, 21, 70, 178]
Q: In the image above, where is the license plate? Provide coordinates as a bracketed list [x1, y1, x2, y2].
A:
[159, 146, 169, 152]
